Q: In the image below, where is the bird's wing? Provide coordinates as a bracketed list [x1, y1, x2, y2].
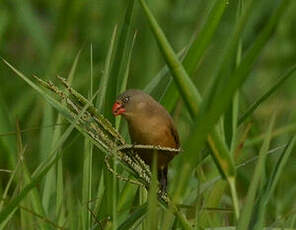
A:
[169, 123, 180, 149]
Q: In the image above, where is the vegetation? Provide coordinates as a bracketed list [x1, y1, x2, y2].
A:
[0, 0, 296, 229]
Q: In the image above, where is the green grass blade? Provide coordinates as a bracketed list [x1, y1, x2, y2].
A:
[0, 117, 76, 224]
[1, 59, 73, 123]
[55, 49, 82, 226]
[112, 31, 136, 228]
[117, 31, 136, 95]
[96, 26, 118, 112]
[16, 122, 48, 230]
[0, 59, 102, 224]
[264, 137, 296, 200]
[253, 136, 296, 230]
[95, 26, 118, 226]
[94, 172, 105, 213]
[246, 122, 296, 146]
[198, 180, 227, 227]
[82, 138, 92, 230]
[90, 44, 93, 96]
[115, 32, 136, 130]
[205, 0, 291, 127]
[105, 0, 135, 124]
[68, 49, 82, 85]
[0, 95, 17, 168]
[117, 183, 137, 213]
[42, 49, 82, 218]
[101, 2, 136, 224]
[117, 203, 148, 230]
[143, 48, 185, 101]
[161, 0, 227, 111]
[56, 153, 65, 226]
[40, 104, 54, 213]
[239, 64, 296, 125]
[171, 0, 290, 200]
[237, 114, 276, 230]
[224, 0, 243, 151]
[138, 0, 201, 118]
[82, 45, 95, 230]
[0, 149, 23, 229]
[146, 157, 158, 230]
[183, 0, 226, 77]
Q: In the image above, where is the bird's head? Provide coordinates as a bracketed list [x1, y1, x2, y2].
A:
[112, 89, 152, 118]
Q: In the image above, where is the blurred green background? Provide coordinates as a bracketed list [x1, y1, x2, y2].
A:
[0, 0, 296, 229]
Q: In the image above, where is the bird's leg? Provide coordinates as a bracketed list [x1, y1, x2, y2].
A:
[158, 167, 168, 193]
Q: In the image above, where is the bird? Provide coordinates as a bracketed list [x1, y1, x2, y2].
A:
[112, 89, 180, 192]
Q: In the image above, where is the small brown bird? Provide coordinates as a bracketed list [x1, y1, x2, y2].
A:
[112, 89, 180, 192]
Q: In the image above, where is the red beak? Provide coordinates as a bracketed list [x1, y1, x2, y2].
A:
[112, 101, 126, 116]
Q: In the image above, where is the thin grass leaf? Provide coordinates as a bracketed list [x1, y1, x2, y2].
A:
[231, 93, 240, 152]
[112, 30, 136, 229]
[94, 172, 105, 214]
[82, 138, 92, 230]
[115, 32, 136, 130]
[224, 0, 244, 152]
[90, 44, 93, 96]
[82, 45, 95, 230]
[246, 122, 296, 146]
[42, 49, 82, 221]
[16, 121, 49, 230]
[102, 2, 136, 224]
[138, 0, 201, 118]
[239, 64, 296, 125]
[68, 49, 82, 85]
[146, 157, 158, 230]
[40, 104, 54, 212]
[105, 0, 135, 124]
[161, 206, 175, 230]
[96, 25, 120, 225]
[181, 0, 255, 160]
[264, 137, 296, 199]
[0, 95, 17, 168]
[172, 0, 290, 202]
[1, 59, 75, 123]
[57, 49, 82, 225]
[96, 26, 118, 112]
[0, 143, 24, 211]
[237, 114, 276, 230]
[117, 203, 148, 230]
[198, 180, 227, 227]
[161, 0, 227, 112]
[253, 136, 296, 230]
[143, 48, 186, 101]
[56, 153, 65, 226]
[118, 34, 136, 93]
[117, 183, 137, 213]
[0, 115, 76, 224]
[0, 148, 24, 230]
[204, 0, 291, 128]
[0, 59, 100, 224]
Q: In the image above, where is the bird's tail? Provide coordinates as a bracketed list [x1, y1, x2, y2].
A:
[158, 167, 168, 193]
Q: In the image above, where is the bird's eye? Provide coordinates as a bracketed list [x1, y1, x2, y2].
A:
[122, 96, 129, 103]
